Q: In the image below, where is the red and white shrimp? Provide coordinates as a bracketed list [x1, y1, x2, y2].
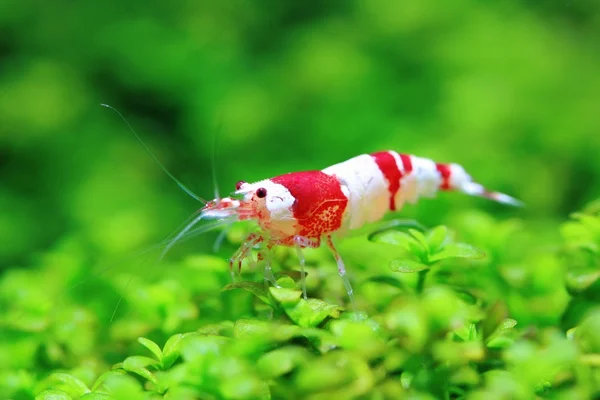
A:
[102, 104, 520, 303]
[194, 151, 522, 302]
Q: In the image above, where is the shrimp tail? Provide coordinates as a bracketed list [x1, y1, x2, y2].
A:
[441, 163, 523, 207]
[460, 181, 524, 207]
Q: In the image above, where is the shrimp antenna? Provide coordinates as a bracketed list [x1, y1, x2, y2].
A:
[101, 103, 207, 204]
[211, 118, 223, 200]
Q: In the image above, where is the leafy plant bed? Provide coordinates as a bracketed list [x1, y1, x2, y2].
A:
[2, 203, 600, 399]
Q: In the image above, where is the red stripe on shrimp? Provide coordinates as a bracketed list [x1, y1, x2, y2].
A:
[400, 154, 413, 174]
[435, 163, 452, 190]
[271, 171, 348, 238]
[371, 151, 403, 211]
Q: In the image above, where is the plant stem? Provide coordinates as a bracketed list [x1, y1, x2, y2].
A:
[416, 270, 429, 294]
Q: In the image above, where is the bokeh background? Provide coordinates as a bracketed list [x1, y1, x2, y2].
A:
[2, 1, 600, 398]
[1, 1, 600, 297]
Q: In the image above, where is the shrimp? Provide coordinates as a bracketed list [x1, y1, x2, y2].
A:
[198, 151, 522, 303]
[102, 103, 520, 305]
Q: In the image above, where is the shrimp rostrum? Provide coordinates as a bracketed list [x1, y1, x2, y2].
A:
[199, 151, 522, 302]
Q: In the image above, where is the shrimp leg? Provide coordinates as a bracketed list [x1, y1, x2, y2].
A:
[293, 236, 320, 299]
[326, 235, 356, 309]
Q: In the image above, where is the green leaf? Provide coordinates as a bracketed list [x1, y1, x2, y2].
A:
[575, 310, 600, 353]
[122, 356, 159, 384]
[370, 230, 412, 246]
[486, 336, 514, 349]
[467, 323, 478, 341]
[276, 276, 297, 289]
[137, 337, 162, 362]
[122, 355, 159, 368]
[363, 275, 406, 290]
[481, 301, 509, 340]
[390, 259, 430, 273]
[257, 346, 312, 378]
[195, 321, 234, 336]
[233, 319, 271, 338]
[502, 319, 517, 330]
[49, 373, 90, 396]
[269, 287, 302, 304]
[222, 281, 273, 306]
[449, 366, 480, 386]
[100, 375, 145, 400]
[180, 336, 229, 361]
[219, 372, 269, 400]
[485, 318, 517, 348]
[91, 370, 126, 392]
[580, 354, 600, 366]
[294, 352, 372, 393]
[426, 225, 448, 253]
[408, 229, 429, 249]
[428, 242, 485, 262]
[365, 218, 426, 242]
[162, 333, 197, 369]
[329, 319, 386, 359]
[80, 394, 112, 400]
[36, 390, 73, 400]
[433, 340, 485, 364]
[371, 229, 429, 260]
[565, 269, 600, 294]
[561, 297, 600, 329]
[284, 298, 342, 328]
[453, 289, 478, 305]
[573, 213, 600, 234]
[232, 320, 303, 343]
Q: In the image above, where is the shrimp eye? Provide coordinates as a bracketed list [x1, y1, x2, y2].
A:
[256, 187, 267, 198]
[235, 180, 246, 190]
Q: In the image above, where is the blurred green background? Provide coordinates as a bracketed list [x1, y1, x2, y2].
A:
[2, 1, 600, 398]
[1, 0, 599, 272]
